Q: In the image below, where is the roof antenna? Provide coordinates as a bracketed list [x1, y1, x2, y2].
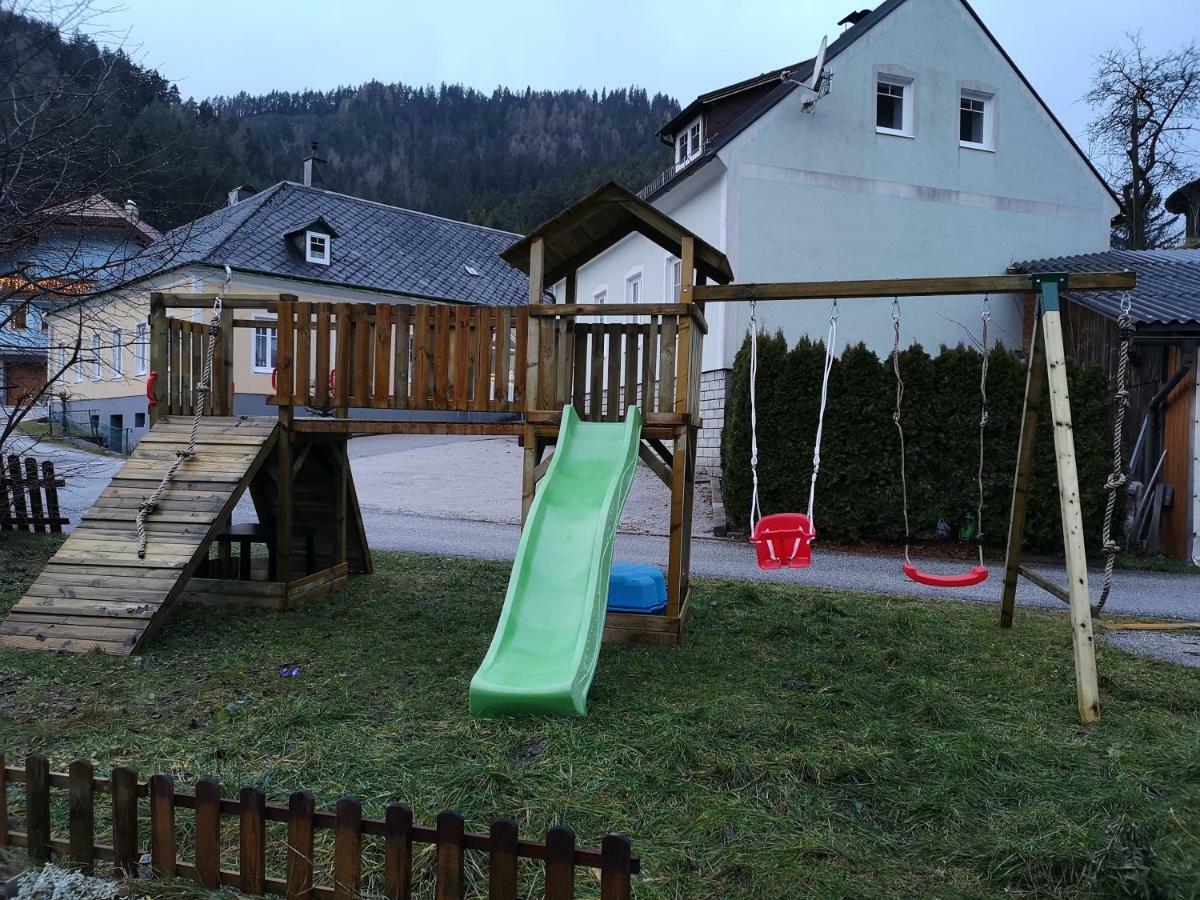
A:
[782, 35, 833, 113]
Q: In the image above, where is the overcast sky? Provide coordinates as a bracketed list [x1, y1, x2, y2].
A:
[95, 0, 1196, 148]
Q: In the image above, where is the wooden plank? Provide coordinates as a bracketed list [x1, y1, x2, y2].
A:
[556, 318, 572, 407]
[393, 305, 411, 410]
[179, 325, 193, 416]
[217, 307, 235, 415]
[600, 834, 633, 900]
[435, 811, 464, 900]
[240, 786, 267, 895]
[315, 303, 332, 409]
[434, 305, 452, 409]
[524, 238, 545, 412]
[333, 304, 351, 408]
[384, 804, 413, 900]
[692, 271, 1137, 302]
[350, 303, 372, 407]
[276, 295, 296, 407]
[290, 420, 523, 437]
[1001, 313, 1047, 628]
[658, 316, 677, 413]
[7, 457, 28, 530]
[472, 308, 492, 411]
[453, 306, 470, 409]
[169, 322, 182, 415]
[149, 295, 167, 427]
[372, 303, 392, 408]
[605, 325, 621, 421]
[334, 797, 363, 900]
[528, 302, 695, 318]
[538, 315, 558, 410]
[640, 318, 658, 411]
[489, 818, 519, 900]
[411, 305, 431, 409]
[69, 759, 94, 871]
[571, 324, 589, 416]
[25, 755, 51, 863]
[589, 325, 604, 422]
[545, 824, 575, 900]
[286, 791, 315, 900]
[150, 773, 176, 877]
[492, 309, 510, 410]
[513, 309, 528, 410]
[623, 325, 638, 411]
[295, 301, 312, 406]
[112, 766, 139, 876]
[194, 779, 222, 889]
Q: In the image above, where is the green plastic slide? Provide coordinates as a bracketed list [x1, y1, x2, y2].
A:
[470, 404, 642, 717]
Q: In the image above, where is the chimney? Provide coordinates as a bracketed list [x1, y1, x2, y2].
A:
[124, 199, 139, 222]
[302, 142, 326, 188]
[227, 184, 258, 207]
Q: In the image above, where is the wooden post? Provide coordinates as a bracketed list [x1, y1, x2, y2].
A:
[434, 811, 465, 900]
[1000, 304, 1047, 628]
[240, 786, 267, 895]
[194, 779, 221, 889]
[218, 306, 235, 415]
[334, 797, 363, 900]
[149, 293, 167, 427]
[666, 237, 699, 620]
[1036, 274, 1101, 724]
[285, 791, 315, 900]
[384, 804, 414, 900]
[277, 405, 294, 583]
[111, 766, 140, 877]
[25, 755, 51, 864]
[522, 238, 545, 524]
[149, 774, 176, 878]
[68, 759, 94, 870]
[334, 441, 348, 567]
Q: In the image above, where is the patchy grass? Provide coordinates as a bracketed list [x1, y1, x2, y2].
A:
[1116, 551, 1200, 575]
[1, 534, 1199, 898]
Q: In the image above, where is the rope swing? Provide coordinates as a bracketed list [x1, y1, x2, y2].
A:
[1093, 293, 1134, 615]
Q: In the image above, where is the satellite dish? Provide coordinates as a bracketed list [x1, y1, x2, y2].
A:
[807, 36, 828, 91]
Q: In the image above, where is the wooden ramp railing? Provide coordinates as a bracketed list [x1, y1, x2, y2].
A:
[1, 753, 639, 899]
[158, 314, 233, 418]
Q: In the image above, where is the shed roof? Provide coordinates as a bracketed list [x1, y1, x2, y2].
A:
[501, 181, 733, 288]
[1011, 249, 1200, 333]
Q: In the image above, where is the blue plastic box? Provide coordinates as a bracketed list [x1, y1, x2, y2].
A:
[607, 563, 667, 614]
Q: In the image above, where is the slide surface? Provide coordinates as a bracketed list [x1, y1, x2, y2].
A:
[470, 405, 642, 716]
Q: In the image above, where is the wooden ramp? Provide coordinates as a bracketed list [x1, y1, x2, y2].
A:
[0, 417, 279, 655]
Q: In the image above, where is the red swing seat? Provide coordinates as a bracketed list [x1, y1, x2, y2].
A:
[751, 513, 815, 570]
[902, 561, 989, 588]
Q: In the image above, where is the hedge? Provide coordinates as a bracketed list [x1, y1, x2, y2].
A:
[721, 333, 1115, 556]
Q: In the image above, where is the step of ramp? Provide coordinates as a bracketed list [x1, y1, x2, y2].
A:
[0, 417, 279, 654]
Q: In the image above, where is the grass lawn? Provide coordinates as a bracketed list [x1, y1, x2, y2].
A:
[1, 534, 1198, 898]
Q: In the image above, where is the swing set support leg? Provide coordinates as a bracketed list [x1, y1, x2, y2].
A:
[1001, 274, 1101, 724]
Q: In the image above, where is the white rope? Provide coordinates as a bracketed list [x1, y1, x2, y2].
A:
[1094, 292, 1133, 614]
[807, 302, 838, 523]
[136, 271, 228, 558]
[748, 299, 762, 529]
[976, 297, 991, 567]
[890, 299, 911, 565]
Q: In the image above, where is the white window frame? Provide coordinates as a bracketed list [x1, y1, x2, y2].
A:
[134, 322, 148, 375]
[305, 231, 331, 265]
[959, 89, 995, 151]
[876, 74, 914, 138]
[72, 342, 82, 383]
[111, 328, 123, 377]
[91, 332, 102, 380]
[252, 315, 278, 373]
[674, 116, 703, 171]
[624, 267, 643, 324]
[665, 255, 682, 302]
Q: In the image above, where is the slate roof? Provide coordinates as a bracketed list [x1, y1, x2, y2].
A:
[643, 0, 1116, 206]
[43, 194, 162, 244]
[1011, 249, 1200, 331]
[113, 182, 527, 306]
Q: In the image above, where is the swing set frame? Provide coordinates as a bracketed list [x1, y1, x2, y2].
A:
[694, 269, 1136, 724]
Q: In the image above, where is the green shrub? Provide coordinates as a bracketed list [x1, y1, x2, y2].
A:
[721, 333, 1115, 555]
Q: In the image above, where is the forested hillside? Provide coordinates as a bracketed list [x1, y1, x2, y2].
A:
[1, 7, 676, 234]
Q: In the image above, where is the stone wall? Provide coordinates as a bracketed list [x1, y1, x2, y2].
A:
[698, 368, 731, 476]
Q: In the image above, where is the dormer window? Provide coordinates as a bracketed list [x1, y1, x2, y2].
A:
[675, 117, 703, 171]
[306, 231, 331, 265]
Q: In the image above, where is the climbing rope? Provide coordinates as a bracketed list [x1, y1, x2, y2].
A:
[808, 301, 838, 524]
[1094, 292, 1134, 614]
[748, 299, 762, 529]
[136, 272, 228, 558]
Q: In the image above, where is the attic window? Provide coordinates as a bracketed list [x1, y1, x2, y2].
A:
[675, 117, 703, 171]
[464, 264, 481, 277]
[305, 231, 331, 265]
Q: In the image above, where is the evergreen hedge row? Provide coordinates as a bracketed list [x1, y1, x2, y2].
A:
[720, 334, 1115, 556]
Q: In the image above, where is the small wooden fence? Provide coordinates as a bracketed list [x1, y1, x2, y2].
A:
[0, 754, 639, 899]
[160, 316, 229, 417]
[272, 300, 529, 413]
[0, 457, 66, 533]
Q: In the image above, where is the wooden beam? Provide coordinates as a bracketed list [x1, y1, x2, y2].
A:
[275, 407, 294, 584]
[157, 294, 278, 311]
[638, 441, 672, 489]
[1000, 312, 1047, 627]
[692, 272, 1136, 302]
[290, 419, 524, 437]
[148, 294, 167, 427]
[1016, 565, 1070, 605]
[528, 303, 709, 333]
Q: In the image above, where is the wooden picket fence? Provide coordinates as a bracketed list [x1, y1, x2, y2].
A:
[0, 754, 639, 899]
[0, 457, 66, 533]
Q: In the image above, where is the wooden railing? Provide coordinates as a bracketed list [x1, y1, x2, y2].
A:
[1, 457, 66, 533]
[0, 753, 639, 899]
[273, 300, 528, 414]
[160, 316, 230, 417]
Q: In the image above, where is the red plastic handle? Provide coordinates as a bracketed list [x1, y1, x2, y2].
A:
[329, 368, 336, 389]
[271, 367, 278, 390]
[903, 562, 989, 588]
[146, 371, 158, 405]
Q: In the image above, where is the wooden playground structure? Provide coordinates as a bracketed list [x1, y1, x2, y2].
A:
[0, 182, 1137, 723]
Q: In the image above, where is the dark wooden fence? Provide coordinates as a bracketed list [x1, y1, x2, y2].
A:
[0, 457, 66, 533]
[0, 754, 639, 899]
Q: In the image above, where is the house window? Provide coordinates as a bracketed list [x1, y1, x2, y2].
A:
[111, 328, 123, 377]
[960, 90, 994, 150]
[675, 117, 703, 170]
[9, 305, 27, 330]
[135, 412, 146, 428]
[134, 322, 148, 375]
[876, 76, 913, 136]
[625, 271, 642, 304]
[665, 256, 682, 301]
[305, 231, 331, 265]
[253, 319, 278, 372]
[593, 288, 607, 304]
[72, 345, 82, 383]
[91, 332, 102, 380]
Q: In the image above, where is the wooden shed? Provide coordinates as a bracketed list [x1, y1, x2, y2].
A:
[1012, 249, 1200, 563]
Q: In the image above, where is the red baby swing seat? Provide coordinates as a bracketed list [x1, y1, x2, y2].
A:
[751, 513, 815, 570]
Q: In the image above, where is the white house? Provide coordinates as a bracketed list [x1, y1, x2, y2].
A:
[562, 0, 1120, 472]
